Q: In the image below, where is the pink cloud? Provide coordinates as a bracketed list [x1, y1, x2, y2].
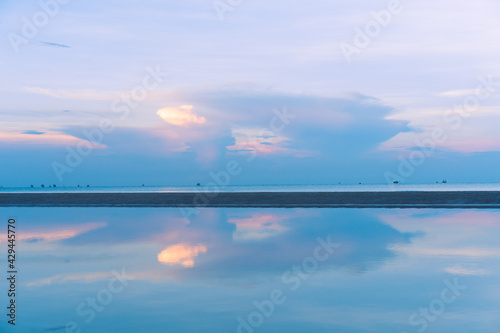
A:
[0, 131, 106, 148]
[228, 127, 316, 157]
[157, 105, 206, 126]
[157, 243, 207, 267]
[0, 222, 107, 244]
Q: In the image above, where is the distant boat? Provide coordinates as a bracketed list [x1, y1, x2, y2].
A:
[393, 181, 399, 184]
[442, 180, 447, 184]
[196, 183, 201, 186]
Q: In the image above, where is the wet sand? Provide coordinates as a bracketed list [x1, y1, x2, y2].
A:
[1, 191, 500, 208]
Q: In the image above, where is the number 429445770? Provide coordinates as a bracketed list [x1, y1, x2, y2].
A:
[8, 219, 15, 270]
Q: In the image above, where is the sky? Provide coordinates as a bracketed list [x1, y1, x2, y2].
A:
[1, 0, 500, 186]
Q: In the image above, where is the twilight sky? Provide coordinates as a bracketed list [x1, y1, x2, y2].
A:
[1, 0, 500, 186]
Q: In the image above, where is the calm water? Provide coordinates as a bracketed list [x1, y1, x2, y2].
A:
[0, 208, 498, 332]
[2, 183, 500, 193]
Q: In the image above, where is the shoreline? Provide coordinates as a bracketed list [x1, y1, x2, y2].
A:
[1, 191, 500, 208]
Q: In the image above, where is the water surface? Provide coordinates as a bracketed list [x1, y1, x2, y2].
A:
[0, 208, 498, 332]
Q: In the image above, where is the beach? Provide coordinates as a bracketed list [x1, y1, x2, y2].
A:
[1, 191, 500, 208]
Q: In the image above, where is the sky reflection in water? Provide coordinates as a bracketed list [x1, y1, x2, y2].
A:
[0, 208, 499, 332]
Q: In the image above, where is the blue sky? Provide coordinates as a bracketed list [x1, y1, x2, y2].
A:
[1, 0, 500, 186]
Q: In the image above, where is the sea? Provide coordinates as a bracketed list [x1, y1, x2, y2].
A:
[1, 182, 500, 193]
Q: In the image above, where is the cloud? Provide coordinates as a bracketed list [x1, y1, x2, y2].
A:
[146, 208, 416, 281]
[27, 271, 114, 287]
[445, 266, 490, 276]
[8, 207, 417, 285]
[228, 127, 301, 156]
[0, 88, 411, 185]
[157, 243, 207, 267]
[22, 130, 45, 135]
[381, 105, 500, 154]
[154, 104, 233, 167]
[0, 130, 106, 148]
[381, 130, 500, 154]
[23, 87, 118, 100]
[0, 222, 107, 245]
[381, 210, 500, 228]
[229, 213, 289, 241]
[392, 247, 500, 258]
[438, 89, 485, 98]
[166, 89, 408, 167]
[156, 105, 206, 126]
[38, 41, 71, 48]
